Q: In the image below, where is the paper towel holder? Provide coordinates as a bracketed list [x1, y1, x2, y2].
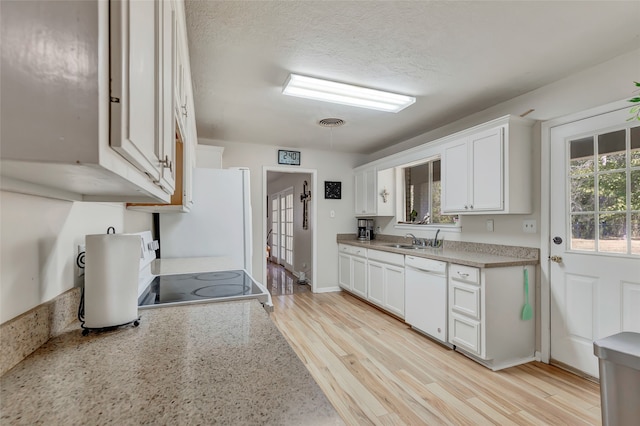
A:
[79, 233, 142, 336]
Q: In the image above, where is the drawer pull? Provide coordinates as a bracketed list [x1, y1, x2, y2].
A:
[458, 272, 469, 278]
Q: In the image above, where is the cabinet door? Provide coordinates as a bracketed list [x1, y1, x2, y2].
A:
[355, 168, 377, 215]
[110, 0, 164, 186]
[450, 281, 481, 320]
[174, 0, 188, 140]
[367, 260, 385, 306]
[352, 256, 367, 298]
[450, 313, 481, 355]
[364, 168, 376, 214]
[442, 139, 469, 212]
[338, 253, 352, 290]
[354, 171, 367, 215]
[384, 264, 405, 317]
[158, 0, 176, 193]
[470, 127, 503, 211]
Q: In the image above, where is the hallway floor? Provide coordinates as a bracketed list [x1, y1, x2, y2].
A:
[266, 261, 310, 296]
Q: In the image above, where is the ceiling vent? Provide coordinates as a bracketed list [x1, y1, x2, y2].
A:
[318, 118, 345, 127]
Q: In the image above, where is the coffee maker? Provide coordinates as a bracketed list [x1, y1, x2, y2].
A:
[357, 219, 375, 241]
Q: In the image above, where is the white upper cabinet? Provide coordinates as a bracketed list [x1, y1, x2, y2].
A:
[354, 167, 395, 216]
[127, 0, 198, 213]
[0, 0, 179, 203]
[110, 0, 175, 195]
[442, 116, 533, 214]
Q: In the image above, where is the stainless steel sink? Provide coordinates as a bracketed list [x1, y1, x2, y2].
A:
[386, 244, 422, 250]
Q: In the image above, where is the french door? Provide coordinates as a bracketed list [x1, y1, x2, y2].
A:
[270, 196, 280, 262]
[549, 106, 640, 378]
[270, 188, 294, 271]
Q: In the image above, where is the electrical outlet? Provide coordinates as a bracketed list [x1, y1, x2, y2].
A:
[76, 244, 86, 277]
[522, 220, 537, 233]
[486, 219, 494, 232]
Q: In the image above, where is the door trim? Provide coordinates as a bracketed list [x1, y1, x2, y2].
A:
[262, 166, 317, 293]
[540, 98, 631, 364]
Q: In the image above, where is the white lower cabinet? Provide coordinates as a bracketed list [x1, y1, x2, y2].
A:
[448, 263, 536, 371]
[383, 264, 405, 317]
[367, 261, 385, 306]
[366, 250, 405, 318]
[338, 244, 367, 299]
[351, 255, 367, 299]
[338, 252, 352, 289]
[338, 245, 405, 318]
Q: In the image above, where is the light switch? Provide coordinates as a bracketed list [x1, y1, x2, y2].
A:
[330, 210, 335, 218]
[486, 219, 494, 232]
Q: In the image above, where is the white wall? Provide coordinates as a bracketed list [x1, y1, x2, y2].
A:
[267, 172, 313, 279]
[0, 191, 152, 323]
[200, 138, 366, 290]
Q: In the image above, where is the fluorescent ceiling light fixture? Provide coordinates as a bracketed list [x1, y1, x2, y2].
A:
[282, 74, 415, 113]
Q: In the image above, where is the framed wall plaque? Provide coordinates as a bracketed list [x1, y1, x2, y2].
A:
[324, 181, 341, 199]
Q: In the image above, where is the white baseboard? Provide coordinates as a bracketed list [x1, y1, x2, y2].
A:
[313, 286, 341, 294]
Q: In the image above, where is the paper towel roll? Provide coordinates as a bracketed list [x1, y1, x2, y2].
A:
[84, 233, 141, 329]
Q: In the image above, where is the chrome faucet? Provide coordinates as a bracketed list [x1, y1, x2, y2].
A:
[405, 233, 418, 245]
[405, 233, 427, 246]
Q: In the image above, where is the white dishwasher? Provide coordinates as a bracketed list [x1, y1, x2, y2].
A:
[405, 255, 450, 345]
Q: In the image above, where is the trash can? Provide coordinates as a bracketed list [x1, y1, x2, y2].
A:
[593, 332, 640, 426]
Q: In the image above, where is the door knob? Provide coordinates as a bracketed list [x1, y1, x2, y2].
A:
[549, 255, 563, 263]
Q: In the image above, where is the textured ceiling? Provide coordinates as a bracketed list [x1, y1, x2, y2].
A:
[185, 1, 640, 154]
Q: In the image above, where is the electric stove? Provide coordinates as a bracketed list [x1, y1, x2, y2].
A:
[138, 269, 271, 309]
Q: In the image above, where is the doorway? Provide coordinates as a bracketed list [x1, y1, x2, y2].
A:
[262, 166, 317, 294]
[542, 100, 640, 378]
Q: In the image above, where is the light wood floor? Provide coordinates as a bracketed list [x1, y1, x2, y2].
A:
[270, 291, 602, 425]
[266, 261, 310, 296]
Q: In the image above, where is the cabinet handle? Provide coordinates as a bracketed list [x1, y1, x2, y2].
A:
[160, 155, 173, 173]
[181, 104, 188, 118]
[464, 205, 468, 209]
[457, 272, 469, 278]
[469, 205, 473, 209]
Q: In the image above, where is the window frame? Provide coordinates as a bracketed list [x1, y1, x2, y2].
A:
[393, 155, 460, 230]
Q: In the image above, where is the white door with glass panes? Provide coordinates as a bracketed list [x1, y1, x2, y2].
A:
[277, 188, 294, 271]
[550, 106, 640, 378]
[270, 196, 279, 262]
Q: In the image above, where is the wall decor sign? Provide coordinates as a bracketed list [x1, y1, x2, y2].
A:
[278, 149, 301, 165]
[324, 181, 341, 199]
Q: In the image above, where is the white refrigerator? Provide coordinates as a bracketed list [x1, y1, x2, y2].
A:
[159, 168, 253, 274]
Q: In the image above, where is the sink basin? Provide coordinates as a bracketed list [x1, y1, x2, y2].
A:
[386, 244, 422, 250]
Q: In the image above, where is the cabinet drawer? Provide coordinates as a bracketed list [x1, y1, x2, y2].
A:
[367, 249, 404, 266]
[450, 264, 480, 285]
[450, 313, 481, 355]
[450, 281, 481, 320]
[338, 244, 367, 257]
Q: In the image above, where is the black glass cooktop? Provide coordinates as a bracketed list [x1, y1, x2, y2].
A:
[138, 270, 265, 307]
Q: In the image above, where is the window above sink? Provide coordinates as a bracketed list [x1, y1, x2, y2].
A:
[394, 157, 459, 227]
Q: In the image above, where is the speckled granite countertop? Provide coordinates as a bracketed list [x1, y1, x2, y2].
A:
[0, 300, 343, 425]
[337, 235, 539, 268]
